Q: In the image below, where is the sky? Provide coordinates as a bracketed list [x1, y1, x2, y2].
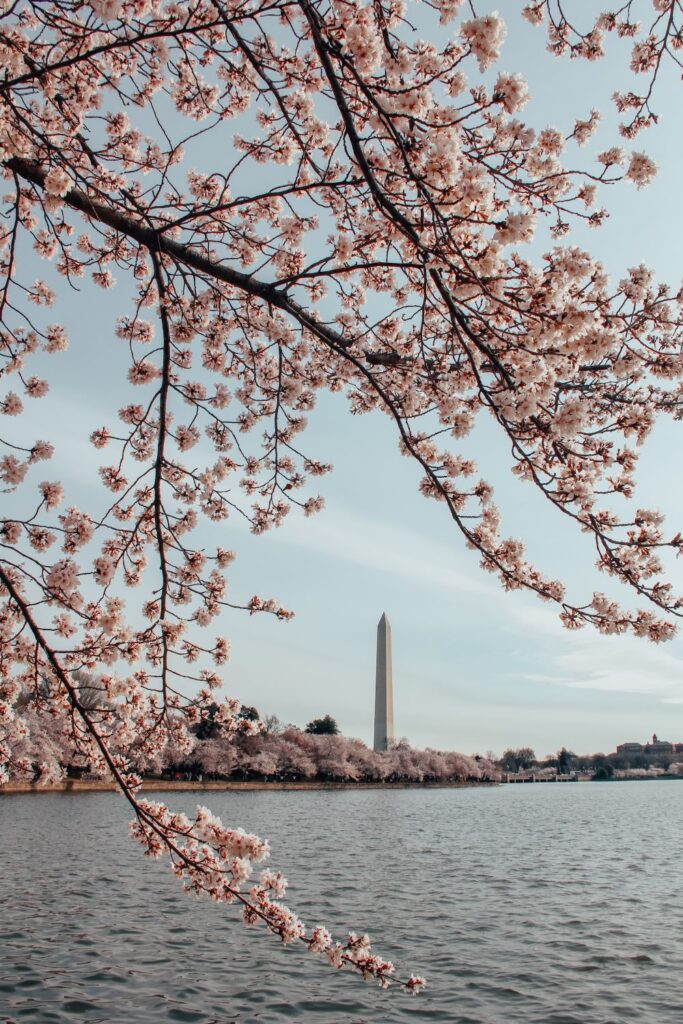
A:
[10, 3, 683, 759]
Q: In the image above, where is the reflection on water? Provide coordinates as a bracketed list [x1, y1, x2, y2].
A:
[1, 781, 682, 1023]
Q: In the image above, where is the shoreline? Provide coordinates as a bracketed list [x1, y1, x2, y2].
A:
[2, 776, 680, 795]
[0, 778, 488, 796]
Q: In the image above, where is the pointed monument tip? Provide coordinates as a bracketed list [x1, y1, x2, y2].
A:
[378, 611, 389, 625]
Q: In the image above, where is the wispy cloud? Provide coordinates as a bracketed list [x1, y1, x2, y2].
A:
[267, 504, 494, 597]
[510, 630, 683, 702]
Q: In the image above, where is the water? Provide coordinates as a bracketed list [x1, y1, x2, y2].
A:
[1, 781, 682, 1024]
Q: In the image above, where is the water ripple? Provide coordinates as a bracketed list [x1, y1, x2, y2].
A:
[1, 781, 682, 1023]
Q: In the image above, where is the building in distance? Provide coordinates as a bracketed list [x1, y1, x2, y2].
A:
[615, 733, 682, 756]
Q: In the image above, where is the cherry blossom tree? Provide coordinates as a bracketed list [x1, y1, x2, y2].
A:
[265, 734, 317, 778]
[184, 729, 496, 782]
[1, 0, 682, 993]
[194, 735, 231, 778]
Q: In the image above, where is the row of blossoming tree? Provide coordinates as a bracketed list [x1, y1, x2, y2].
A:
[8, 690, 499, 783]
[1, 0, 682, 993]
[191, 731, 499, 782]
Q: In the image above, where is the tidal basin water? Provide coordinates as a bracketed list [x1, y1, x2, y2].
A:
[1, 781, 682, 1024]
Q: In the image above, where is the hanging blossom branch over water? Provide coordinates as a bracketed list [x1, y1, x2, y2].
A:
[0, 0, 682, 991]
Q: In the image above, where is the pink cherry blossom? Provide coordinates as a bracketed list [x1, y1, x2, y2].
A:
[461, 12, 507, 70]
[626, 151, 658, 187]
[494, 72, 530, 114]
[1, 0, 682, 997]
[43, 167, 72, 198]
[1, 392, 23, 416]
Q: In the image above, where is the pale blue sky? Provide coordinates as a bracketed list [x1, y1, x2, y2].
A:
[10, 4, 683, 758]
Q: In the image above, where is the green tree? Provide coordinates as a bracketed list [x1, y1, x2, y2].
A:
[238, 706, 261, 722]
[194, 702, 219, 740]
[500, 747, 536, 772]
[305, 715, 340, 736]
[516, 747, 536, 769]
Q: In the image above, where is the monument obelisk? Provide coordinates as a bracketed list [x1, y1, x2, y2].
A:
[373, 612, 394, 751]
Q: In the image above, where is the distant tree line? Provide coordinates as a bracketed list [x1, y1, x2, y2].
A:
[497, 744, 683, 780]
[16, 677, 681, 788]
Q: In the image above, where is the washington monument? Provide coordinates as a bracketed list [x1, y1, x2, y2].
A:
[373, 612, 394, 751]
